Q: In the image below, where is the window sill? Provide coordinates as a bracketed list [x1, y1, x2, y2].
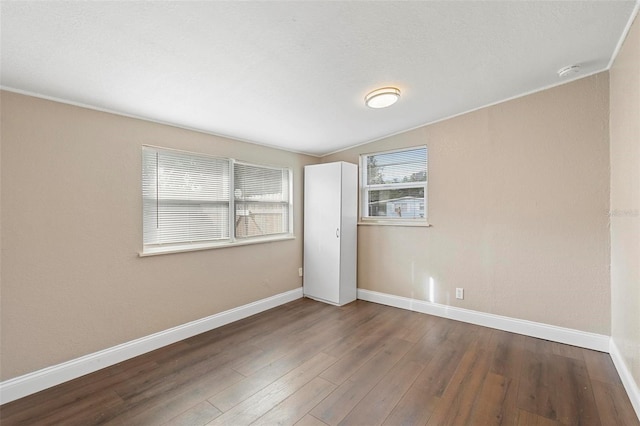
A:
[358, 220, 431, 227]
[139, 234, 296, 257]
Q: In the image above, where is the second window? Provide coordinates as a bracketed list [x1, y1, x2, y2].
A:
[360, 146, 427, 223]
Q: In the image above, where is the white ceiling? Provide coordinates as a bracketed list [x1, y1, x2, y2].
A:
[1, 1, 637, 156]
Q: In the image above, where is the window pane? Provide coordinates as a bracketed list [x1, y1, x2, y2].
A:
[367, 187, 425, 218]
[143, 147, 230, 246]
[234, 163, 289, 202]
[154, 202, 229, 243]
[158, 151, 229, 202]
[366, 147, 427, 185]
[234, 162, 291, 238]
[235, 202, 289, 238]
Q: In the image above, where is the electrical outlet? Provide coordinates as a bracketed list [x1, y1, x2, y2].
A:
[298, 267, 303, 277]
[456, 288, 464, 300]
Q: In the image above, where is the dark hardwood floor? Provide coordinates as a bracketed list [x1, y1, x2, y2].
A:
[1, 298, 638, 425]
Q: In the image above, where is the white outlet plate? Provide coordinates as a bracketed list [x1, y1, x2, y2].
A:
[298, 268, 303, 277]
[456, 288, 464, 299]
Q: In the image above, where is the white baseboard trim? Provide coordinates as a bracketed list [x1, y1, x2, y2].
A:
[357, 289, 610, 352]
[0, 287, 303, 405]
[610, 338, 640, 421]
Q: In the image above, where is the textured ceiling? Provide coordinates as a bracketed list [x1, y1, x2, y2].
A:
[1, 1, 637, 156]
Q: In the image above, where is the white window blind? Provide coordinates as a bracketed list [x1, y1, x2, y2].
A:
[142, 146, 294, 255]
[234, 162, 291, 239]
[360, 146, 427, 221]
[142, 146, 230, 247]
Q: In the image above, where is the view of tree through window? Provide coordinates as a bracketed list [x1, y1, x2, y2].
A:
[361, 147, 427, 220]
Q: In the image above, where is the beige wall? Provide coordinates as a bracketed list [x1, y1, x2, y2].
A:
[610, 14, 640, 388]
[325, 73, 611, 335]
[0, 91, 318, 380]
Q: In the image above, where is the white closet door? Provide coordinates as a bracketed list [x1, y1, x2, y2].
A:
[338, 163, 357, 304]
[304, 163, 342, 303]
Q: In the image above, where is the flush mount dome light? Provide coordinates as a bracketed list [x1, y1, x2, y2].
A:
[557, 65, 580, 78]
[365, 87, 400, 108]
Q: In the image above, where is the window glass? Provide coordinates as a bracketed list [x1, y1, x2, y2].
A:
[360, 146, 427, 222]
[234, 163, 291, 238]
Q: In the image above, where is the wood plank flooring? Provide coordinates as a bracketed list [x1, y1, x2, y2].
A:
[1, 299, 638, 425]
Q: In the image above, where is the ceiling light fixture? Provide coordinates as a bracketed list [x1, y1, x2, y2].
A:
[365, 87, 400, 108]
[557, 65, 581, 78]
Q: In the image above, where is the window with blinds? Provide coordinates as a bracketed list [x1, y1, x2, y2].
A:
[234, 163, 291, 239]
[360, 146, 427, 222]
[142, 146, 293, 254]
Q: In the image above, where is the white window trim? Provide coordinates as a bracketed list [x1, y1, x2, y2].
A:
[140, 145, 294, 257]
[359, 145, 429, 227]
[139, 234, 296, 257]
[357, 220, 431, 227]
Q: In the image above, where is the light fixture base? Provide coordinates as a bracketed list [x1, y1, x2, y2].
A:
[365, 87, 401, 108]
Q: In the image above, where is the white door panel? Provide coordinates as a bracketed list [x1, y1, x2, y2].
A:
[304, 163, 341, 303]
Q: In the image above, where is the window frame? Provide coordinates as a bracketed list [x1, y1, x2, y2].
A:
[359, 145, 429, 227]
[141, 145, 294, 257]
[232, 160, 294, 241]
